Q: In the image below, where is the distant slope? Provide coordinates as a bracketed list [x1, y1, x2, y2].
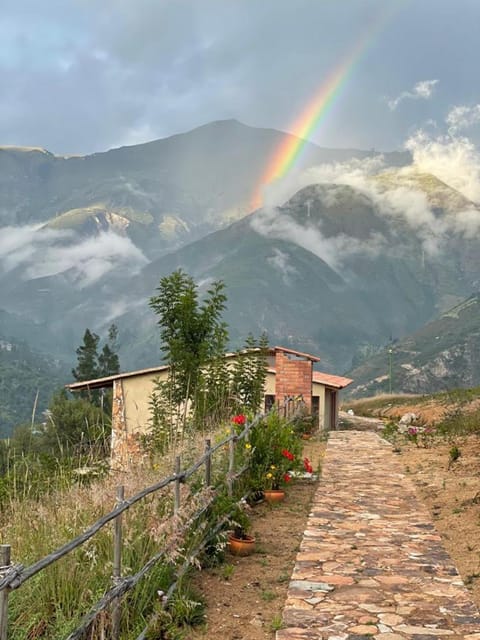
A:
[346, 295, 480, 397]
[0, 336, 67, 437]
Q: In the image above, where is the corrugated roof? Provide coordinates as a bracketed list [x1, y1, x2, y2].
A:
[66, 365, 169, 391]
[312, 371, 353, 389]
[271, 346, 321, 362]
[66, 346, 325, 391]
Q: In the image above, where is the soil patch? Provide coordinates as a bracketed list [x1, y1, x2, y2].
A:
[396, 434, 480, 605]
[191, 439, 325, 639]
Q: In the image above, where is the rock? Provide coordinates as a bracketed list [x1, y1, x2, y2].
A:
[399, 412, 417, 425]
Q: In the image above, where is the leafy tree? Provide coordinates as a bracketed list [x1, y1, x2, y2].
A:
[149, 270, 228, 408]
[231, 333, 269, 414]
[43, 390, 109, 451]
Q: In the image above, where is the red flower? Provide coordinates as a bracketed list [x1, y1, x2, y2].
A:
[281, 449, 294, 461]
[303, 457, 313, 473]
[232, 414, 246, 425]
[283, 473, 292, 483]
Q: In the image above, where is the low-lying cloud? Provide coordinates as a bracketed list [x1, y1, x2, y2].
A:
[251, 123, 480, 266]
[0, 226, 148, 286]
[252, 205, 387, 273]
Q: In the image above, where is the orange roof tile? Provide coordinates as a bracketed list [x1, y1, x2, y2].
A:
[312, 371, 353, 389]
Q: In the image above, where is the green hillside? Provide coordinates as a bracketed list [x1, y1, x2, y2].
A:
[346, 294, 480, 397]
[0, 337, 67, 437]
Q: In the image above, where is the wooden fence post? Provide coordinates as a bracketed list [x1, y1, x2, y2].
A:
[112, 486, 124, 640]
[0, 545, 11, 640]
[174, 456, 181, 514]
[227, 427, 235, 497]
[204, 439, 212, 487]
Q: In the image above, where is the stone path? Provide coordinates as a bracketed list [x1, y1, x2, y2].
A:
[277, 430, 480, 640]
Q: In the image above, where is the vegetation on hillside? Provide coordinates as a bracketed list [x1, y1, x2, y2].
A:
[0, 338, 66, 437]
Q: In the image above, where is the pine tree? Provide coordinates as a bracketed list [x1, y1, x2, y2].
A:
[72, 329, 100, 382]
[98, 324, 120, 377]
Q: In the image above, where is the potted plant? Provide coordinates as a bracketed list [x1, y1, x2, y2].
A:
[262, 448, 295, 502]
[227, 502, 255, 556]
[247, 411, 303, 503]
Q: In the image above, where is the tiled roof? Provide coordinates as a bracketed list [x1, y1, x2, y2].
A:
[312, 371, 353, 389]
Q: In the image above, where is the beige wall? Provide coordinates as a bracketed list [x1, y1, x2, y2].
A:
[123, 370, 169, 435]
[264, 370, 275, 395]
[312, 382, 327, 430]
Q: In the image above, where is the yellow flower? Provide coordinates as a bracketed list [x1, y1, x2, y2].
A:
[270, 465, 276, 470]
[245, 443, 252, 450]
[266, 472, 273, 479]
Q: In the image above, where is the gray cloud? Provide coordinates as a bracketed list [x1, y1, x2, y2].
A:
[1, 1, 479, 154]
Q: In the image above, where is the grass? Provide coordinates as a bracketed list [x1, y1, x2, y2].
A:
[270, 613, 284, 631]
[0, 429, 225, 639]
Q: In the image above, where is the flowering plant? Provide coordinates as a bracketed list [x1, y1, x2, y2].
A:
[303, 457, 313, 474]
[263, 448, 296, 489]
[248, 411, 303, 492]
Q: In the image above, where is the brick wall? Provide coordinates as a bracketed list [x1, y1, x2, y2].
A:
[274, 350, 312, 410]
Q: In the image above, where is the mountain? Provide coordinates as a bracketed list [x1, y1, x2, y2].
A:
[345, 294, 480, 397]
[1, 120, 407, 258]
[114, 171, 480, 372]
[0, 335, 67, 437]
[0, 120, 411, 362]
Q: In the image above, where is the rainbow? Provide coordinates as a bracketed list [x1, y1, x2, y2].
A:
[252, 4, 403, 209]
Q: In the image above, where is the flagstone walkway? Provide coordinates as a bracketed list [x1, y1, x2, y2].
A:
[277, 430, 480, 640]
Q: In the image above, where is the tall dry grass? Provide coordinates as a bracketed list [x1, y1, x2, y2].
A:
[1, 426, 227, 639]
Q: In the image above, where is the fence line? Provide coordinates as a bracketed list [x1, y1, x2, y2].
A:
[0, 401, 304, 639]
[0, 410, 273, 639]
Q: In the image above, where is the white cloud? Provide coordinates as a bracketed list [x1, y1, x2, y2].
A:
[0, 226, 148, 286]
[446, 104, 480, 135]
[405, 129, 480, 203]
[252, 142, 480, 263]
[388, 79, 439, 111]
[251, 204, 386, 273]
[0, 225, 70, 271]
[267, 248, 298, 285]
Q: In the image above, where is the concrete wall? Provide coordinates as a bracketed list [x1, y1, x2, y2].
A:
[123, 370, 169, 434]
[111, 370, 168, 469]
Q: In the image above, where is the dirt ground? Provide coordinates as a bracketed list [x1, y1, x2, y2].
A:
[191, 439, 325, 639]
[395, 434, 480, 605]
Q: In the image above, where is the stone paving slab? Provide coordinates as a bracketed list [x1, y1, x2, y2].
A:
[277, 431, 480, 640]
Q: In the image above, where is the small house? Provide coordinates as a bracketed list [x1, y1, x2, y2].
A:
[67, 346, 352, 468]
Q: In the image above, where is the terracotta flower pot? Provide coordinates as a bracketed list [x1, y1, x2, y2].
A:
[228, 533, 256, 556]
[263, 489, 286, 503]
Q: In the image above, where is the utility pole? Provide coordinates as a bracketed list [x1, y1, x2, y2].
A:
[388, 348, 393, 394]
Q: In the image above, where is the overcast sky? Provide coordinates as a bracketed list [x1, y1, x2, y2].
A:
[1, 0, 479, 155]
